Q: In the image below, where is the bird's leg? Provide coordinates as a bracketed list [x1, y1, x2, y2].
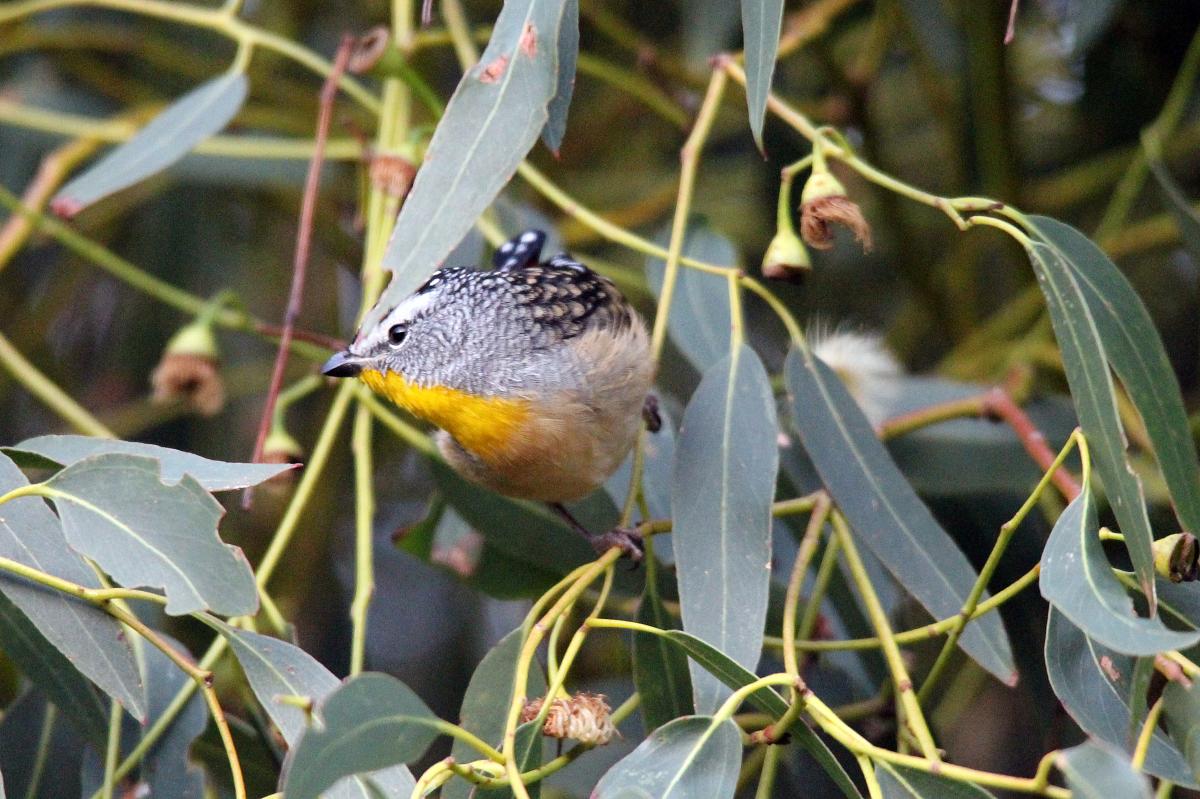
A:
[642, 394, 662, 432]
[548, 502, 643, 562]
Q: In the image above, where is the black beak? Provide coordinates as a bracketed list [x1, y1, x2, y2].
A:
[322, 350, 365, 378]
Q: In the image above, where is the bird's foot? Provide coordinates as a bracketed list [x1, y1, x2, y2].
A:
[591, 526, 644, 563]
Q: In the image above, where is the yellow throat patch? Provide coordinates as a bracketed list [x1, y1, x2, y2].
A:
[360, 369, 530, 463]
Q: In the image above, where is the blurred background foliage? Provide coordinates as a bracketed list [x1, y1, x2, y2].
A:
[4, 0, 1200, 795]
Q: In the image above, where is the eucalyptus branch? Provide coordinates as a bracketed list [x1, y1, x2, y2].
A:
[0, 330, 115, 437]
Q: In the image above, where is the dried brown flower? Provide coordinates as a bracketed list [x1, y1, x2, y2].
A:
[151, 353, 225, 416]
[349, 27, 390, 74]
[520, 692, 616, 746]
[369, 153, 417, 199]
[800, 195, 873, 252]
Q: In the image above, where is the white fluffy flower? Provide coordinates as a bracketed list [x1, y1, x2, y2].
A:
[810, 325, 903, 425]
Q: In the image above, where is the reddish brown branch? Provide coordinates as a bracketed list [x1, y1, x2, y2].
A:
[244, 34, 354, 508]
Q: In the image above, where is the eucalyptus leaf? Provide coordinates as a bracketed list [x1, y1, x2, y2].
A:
[50, 71, 248, 216]
[208, 621, 415, 799]
[443, 627, 547, 799]
[741, 0, 785, 149]
[369, 0, 574, 330]
[1039, 482, 1198, 654]
[875, 762, 996, 798]
[541, 0, 578, 153]
[1028, 217, 1200, 538]
[645, 220, 737, 373]
[1027, 239, 1158, 609]
[283, 673, 438, 799]
[0, 690, 85, 799]
[1045, 609, 1195, 786]
[1056, 739, 1151, 799]
[0, 452, 144, 721]
[7, 435, 295, 491]
[1164, 680, 1200, 782]
[784, 347, 1015, 684]
[633, 561, 693, 732]
[592, 716, 741, 799]
[673, 344, 778, 713]
[40, 454, 257, 616]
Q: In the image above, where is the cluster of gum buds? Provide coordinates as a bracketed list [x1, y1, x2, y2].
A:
[520, 692, 617, 747]
[762, 136, 872, 281]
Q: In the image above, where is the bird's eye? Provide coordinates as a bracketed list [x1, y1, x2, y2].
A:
[387, 325, 407, 346]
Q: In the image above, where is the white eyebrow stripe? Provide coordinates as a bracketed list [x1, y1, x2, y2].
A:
[357, 290, 438, 351]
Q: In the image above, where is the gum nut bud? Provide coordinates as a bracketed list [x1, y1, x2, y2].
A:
[262, 429, 304, 465]
[164, 319, 219, 359]
[1154, 533, 1199, 583]
[762, 229, 811, 281]
[799, 169, 848, 206]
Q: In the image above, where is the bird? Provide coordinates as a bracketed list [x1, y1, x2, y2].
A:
[322, 229, 656, 559]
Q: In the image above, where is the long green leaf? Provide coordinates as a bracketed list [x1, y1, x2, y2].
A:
[592, 716, 741, 799]
[367, 0, 572, 330]
[876, 762, 996, 798]
[0, 690, 86, 798]
[784, 347, 1015, 683]
[1039, 481, 1198, 654]
[541, 0, 578, 153]
[673, 344, 778, 713]
[1026, 239, 1158, 610]
[283, 673, 438, 799]
[1057, 739, 1152, 799]
[41, 454, 257, 616]
[1029, 217, 1200, 537]
[741, 0, 785, 150]
[0, 452, 144, 721]
[50, 71, 247, 216]
[1044, 609, 1195, 786]
[7, 435, 294, 491]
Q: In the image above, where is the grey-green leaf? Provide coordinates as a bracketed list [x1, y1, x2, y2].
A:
[208, 621, 415, 799]
[1164, 680, 1200, 782]
[541, 0, 578, 153]
[592, 716, 741, 799]
[368, 0, 573, 331]
[50, 71, 248, 216]
[633, 563, 693, 732]
[1027, 238, 1158, 610]
[645, 220, 737, 373]
[876, 762, 996, 798]
[1028, 217, 1200, 539]
[442, 627, 546, 799]
[7, 435, 295, 491]
[1039, 481, 1198, 654]
[741, 0, 784, 150]
[0, 690, 85, 798]
[784, 347, 1015, 684]
[1045, 609, 1195, 786]
[0, 452, 144, 721]
[673, 345, 778, 713]
[1057, 739, 1152, 799]
[283, 673, 437, 799]
[42, 454, 257, 616]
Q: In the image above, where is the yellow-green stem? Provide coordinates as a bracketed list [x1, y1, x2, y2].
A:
[349, 403, 375, 675]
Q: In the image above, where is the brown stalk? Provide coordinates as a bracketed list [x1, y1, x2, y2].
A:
[244, 34, 354, 509]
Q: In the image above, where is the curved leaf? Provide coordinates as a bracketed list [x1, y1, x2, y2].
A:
[7, 435, 294, 491]
[784, 347, 1015, 684]
[0, 452, 144, 721]
[1045, 609, 1195, 786]
[1027, 239, 1158, 609]
[442, 627, 546, 799]
[1029, 217, 1200, 538]
[368, 0, 574, 331]
[209, 621, 415, 799]
[592, 716, 741, 799]
[1057, 739, 1151, 799]
[50, 71, 248, 216]
[645, 221, 737, 373]
[673, 344, 778, 713]
[741, 0, 785, 149]
[541, 0, 578, 153]
[283, 673, 437, 799]
[42, 454, 257, 616]
[876, 762, 996, 798]
[1039, 481, 1199, 654]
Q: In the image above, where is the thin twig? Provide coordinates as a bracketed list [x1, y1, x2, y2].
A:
[245, 34, 354, 508]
